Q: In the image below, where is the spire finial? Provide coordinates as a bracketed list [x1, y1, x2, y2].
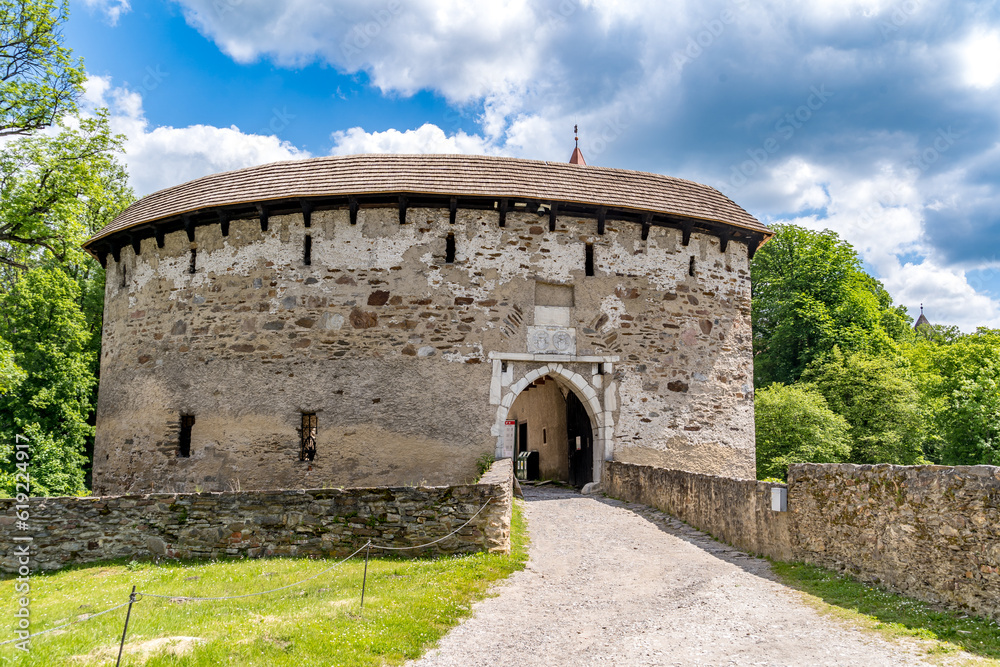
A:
[569, 125, 587, 165]
[920, 303, 924, 315]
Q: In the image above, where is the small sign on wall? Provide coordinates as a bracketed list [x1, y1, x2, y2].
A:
[503, 420, 516, 458]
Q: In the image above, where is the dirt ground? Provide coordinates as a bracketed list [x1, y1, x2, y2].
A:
[409, 485, 938, 666]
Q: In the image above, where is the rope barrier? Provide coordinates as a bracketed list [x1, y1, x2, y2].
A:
[370, 497, 494, 551]
[138, 541, 371, 601]
[0, 600, 132, 646]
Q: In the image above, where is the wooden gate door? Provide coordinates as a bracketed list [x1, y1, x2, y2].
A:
[566, 392, 593, 488]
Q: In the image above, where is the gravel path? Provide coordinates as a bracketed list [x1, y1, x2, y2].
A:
[409, 485, 935, 667]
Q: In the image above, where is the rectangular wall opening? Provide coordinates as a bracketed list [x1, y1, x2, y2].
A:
[445, 233, 456, 263]
[178, 414, 194, 457]
[304, 234, 312, 266]
[689, 255, 696, 277]
[189, 248, 197, 274]
[585, 243, 594, 276]
[300, 412, 317, 461]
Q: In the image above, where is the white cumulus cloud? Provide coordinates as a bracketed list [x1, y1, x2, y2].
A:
[83, 77, 310, 196]
[82, 0, 132, 26]
[330, 124, 498, 156]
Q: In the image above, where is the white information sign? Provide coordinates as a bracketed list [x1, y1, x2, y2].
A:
[503, 420, 516, 458]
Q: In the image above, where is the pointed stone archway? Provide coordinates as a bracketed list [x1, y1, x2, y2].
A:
[488, 354, 618, 484]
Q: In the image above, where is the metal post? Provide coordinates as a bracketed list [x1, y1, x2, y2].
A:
[116, 586, 137, 667]
[359, 542, 371, 614]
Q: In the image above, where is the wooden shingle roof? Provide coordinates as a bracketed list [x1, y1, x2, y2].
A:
[86, 154, 770, 247]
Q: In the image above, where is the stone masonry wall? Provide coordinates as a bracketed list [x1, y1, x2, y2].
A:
[603, 461, 792, 560]
[789, 463, 1000, 620]
[0, 460, 512, 573]
[93, 204, 755, 494]
[604, 461, 1000, 620]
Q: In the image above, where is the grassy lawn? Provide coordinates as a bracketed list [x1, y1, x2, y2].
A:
[0, 500, 527, 666]
[771, 561, 1000, 665]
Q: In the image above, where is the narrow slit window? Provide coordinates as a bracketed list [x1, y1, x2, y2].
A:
[189, 248, 197, 274]
[689, 255, 696, 277]
[178, 414, 194, 458]
[304, 234, 312, 266]
[120, 263, 127, 288]
[585, 243, 595, 276]
[445, 233, 456, 263]
[300, 412, 317, 461]
[543, 428, 547, 444]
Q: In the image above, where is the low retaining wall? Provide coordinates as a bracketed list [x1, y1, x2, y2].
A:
[790, 463, 1000, 620]
[0, 459, 512, 573]
[604, 460, 1000, 621]
[602, 462, 792, 561]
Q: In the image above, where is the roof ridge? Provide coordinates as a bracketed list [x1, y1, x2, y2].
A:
[90, 154, 770, 248]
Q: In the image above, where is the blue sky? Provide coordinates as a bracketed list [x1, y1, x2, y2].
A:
[69, 0, 1000, 330]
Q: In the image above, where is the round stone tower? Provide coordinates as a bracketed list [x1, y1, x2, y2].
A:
[84, 154, 771, 495]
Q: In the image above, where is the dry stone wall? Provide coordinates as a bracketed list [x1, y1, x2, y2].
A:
[94, 203, 755, 495]
[789, 463, 1000, 620]
[603, 461, 792, 560]
[604, 461, 1000, 620]
[0, 460, 512, 573]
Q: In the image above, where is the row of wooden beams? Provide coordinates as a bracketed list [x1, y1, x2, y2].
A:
[88, 195, 767, 267]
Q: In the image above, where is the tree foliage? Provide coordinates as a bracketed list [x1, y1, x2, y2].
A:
[0, 266, 94, 495]
[0, 111, 129, 270]
[904, 330, 1000, 466]
[0, 0, 132, 496]
[800, 348, 926, 465]
[755, 383, 851, 480]
[0, 0, 84, 136]
[751, 224, 912, 387]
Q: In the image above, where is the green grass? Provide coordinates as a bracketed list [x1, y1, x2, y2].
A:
[0, 501, 528, 666]
[771, 561, 1000, 665]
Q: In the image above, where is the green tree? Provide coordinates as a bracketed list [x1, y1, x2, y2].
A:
[0, 0, 131, 496]
[904, 329, 1000, 465]
[1, 0, 84, 136]
[0, 335, 25, 395]
[751, 225, 912, 387]
[802, 348, 926, 465]
[0, 112, 129, 270]
[755, 382, 851, 480]
[0, 266, 94, 495]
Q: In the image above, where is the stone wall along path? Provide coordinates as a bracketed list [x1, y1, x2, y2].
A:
[411, 486, 936, 667]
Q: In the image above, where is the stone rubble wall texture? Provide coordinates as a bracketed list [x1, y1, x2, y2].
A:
[602, 461, 792, 561]
[93, 205, 755, 495]
[0, 460, 513, 573]
[604, 461, 1000, 621]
